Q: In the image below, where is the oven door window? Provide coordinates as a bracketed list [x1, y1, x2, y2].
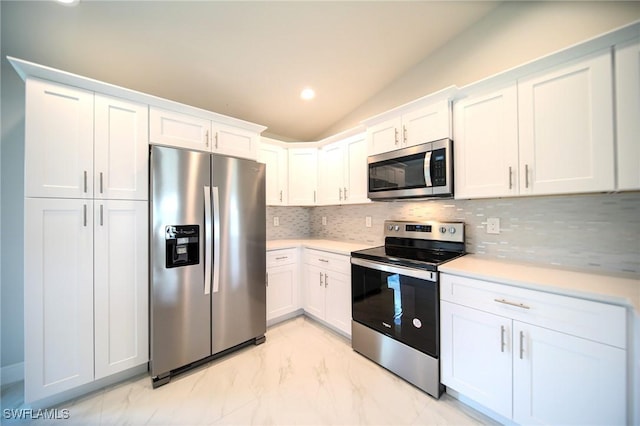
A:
[352, 264, 438, 358]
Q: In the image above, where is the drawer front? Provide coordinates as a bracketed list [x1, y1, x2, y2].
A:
[303, 248, 350, 275]
[267, 248, 298, 267]
[440, 274, 626, 349]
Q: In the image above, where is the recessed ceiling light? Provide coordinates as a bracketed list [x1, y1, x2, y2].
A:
[300, 87, 316, 101]
[56, 0, 80, 5]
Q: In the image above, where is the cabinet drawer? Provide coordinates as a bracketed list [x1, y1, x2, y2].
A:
[267, 248, 298, 267]
[441, 274, 626, 349]
[303, 248, 350, 274]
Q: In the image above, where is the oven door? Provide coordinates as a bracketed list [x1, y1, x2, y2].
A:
[351, 257, 439, 358]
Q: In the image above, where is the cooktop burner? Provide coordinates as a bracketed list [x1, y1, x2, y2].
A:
[351, 220, 465, 271]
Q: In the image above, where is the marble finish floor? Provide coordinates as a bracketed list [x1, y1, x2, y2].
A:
[1, 317, 496, 425]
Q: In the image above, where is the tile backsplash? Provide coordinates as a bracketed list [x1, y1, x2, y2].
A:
[267, 192, 640, 276]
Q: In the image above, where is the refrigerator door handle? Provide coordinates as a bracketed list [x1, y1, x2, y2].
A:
[204, 186, 212, 295]
[212, 186, 221, 294]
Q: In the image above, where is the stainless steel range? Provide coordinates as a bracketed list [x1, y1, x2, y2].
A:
[350, 220, 465, 398]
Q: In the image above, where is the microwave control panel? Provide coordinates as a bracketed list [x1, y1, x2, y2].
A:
[431, 148, 446, 187]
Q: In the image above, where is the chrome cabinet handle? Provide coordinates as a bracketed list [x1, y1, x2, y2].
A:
[318, 259, 329, 263]
[394, 128, 399, 145]
[313, 190, 316, 203]
[83, 204, 87, 227]
[319, 272, 323, 286]
[275, 256, 288, 260]
[508, 167, 513, 190]
[324, 273, 328, 287]
[339, 188, 342, 200]
[266, 272, 269, 287]
[402, 125, 407, 144]
[215, 132, 219, 149]
[344, 187, 347, 200]
[525, 164, 530, 188]
[519, 330, 525, 359]
[500, 325, 506, 353]
[494, 298, 530, 310]
[100, 204, 104, 226]
[99, 172, 104, 194]
[279, 190, 283, 203]
[84, 171, 88, 193]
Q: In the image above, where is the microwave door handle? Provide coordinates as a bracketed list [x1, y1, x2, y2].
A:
[424, 151, 433, 187]
[204, 186, 212, 295]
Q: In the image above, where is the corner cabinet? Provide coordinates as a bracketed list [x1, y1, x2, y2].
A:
[149, 106, 263, 160]
[302, 249, 351, 337]
[23, 78, 149, 404]
[258, 139, 289, 205]
[287, 148, 318, 206]
[440, 273, 627, 425]
[454, 49, 615, 199]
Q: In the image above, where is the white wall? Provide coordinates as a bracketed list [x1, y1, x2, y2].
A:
[321, 1, 640, 138]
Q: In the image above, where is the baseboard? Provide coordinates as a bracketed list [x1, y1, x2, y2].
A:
[1, 362, 24, 385]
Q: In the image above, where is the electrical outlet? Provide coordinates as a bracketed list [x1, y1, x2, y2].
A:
[322, 216, 327, 226]
[273, 216, 279, 227]
[486, 217, 500, 234]
[365, 216, 372, 228]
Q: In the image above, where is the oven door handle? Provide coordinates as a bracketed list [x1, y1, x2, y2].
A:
[351, 257, 437, 282]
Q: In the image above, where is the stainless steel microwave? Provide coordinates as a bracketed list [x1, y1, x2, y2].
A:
[368, 138, 453, 200]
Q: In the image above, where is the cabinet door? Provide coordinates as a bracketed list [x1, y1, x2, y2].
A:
[518, 50, 614, 195]
[288, 148, 318, 205]
[318, 142, 344, 205]
[303, 264, 325, 319]
[343, 134, 369, 204]
[513, 322, 626, 425]
[266, 264, 298, 321]
[24, 198, 94, 403]
[25, 78, 94, 199]
[324, 270, 351, 336]
[367, 116, 402, 155]
[440, 301, 513, 419]
[615, 37, 640, 191]
[258, 142, 288, 205]
[403, 99, 450, 147]
[453, 85, 519, 199]
[149, 107, 211, 151]
[94, 200, 149, 380]
[213, 122, 259, 160]
[94, 95, 149, 201]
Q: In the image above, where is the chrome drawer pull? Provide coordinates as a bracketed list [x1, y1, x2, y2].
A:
[275, 256, 288, 260]
[318, 259, 329, 263]
[494, 298, 530, 310]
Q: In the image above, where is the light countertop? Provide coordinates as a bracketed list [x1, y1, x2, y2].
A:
[267, 239, 377, 256]
[440, 255, 640, 312]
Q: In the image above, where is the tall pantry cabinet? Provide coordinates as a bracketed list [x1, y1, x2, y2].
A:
[23, 78, 149, 403]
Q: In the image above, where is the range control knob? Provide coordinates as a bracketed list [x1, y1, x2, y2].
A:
[394, 225, 400, 232]
[440, 226, 447, 234]
[388, 225, 394, 231]
[449, 227, 457, 234]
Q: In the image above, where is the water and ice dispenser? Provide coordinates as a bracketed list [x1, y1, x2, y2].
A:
[165, 225, 199, 268]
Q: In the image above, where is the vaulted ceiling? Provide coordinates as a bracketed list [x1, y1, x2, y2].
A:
[2, 1, 501, 140]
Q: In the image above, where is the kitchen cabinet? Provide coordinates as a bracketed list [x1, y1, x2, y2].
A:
[440, 273, 627, 425]
[454, 50, 615, 199]
[615, 37, 640, 191]
[303, 249, 351, 336]
[258, 139, 288, 205]
[287, 148, 318, 205]
[266, 248, 299, 322]
[318, 133, 368, 205]
[25, 79, 148, 200]
[365, 96, 452, 156]
[150, 107, 260, 160]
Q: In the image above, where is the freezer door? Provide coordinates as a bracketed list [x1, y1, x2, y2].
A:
[211, 155, 266, 354]
[150, 146, 212, 377]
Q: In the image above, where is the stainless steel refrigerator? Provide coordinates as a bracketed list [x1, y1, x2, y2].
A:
[149, 145, 266, 388]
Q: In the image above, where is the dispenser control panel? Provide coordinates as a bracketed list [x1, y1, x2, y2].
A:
[165, 225, 199, 268]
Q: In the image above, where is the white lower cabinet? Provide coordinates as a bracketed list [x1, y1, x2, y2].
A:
[440, 273, 627, 425]
[25, 198, 148, 403]
[303, 249, 351, 336]
[266, 248, 299, 322]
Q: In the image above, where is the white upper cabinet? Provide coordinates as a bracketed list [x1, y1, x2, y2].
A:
[342, 133, 368, 204]
[94, 94, 148, 200]
[25, 78, 94, 199]
[615, 37, 640, 191]
[150, 107, 261, 160]
[149, 107, 212, 151]
[318, 131, 368, 205]
[26, 79, 148, 201]
[455, 49, 615, 199]
[453, 85, 519, 199]
[518, 50, 614, 196]
[287, 148, 318, 205]
[258, 139, 288, 205]
[318, 142, 345, 205]
[365, 91, 454, 156]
